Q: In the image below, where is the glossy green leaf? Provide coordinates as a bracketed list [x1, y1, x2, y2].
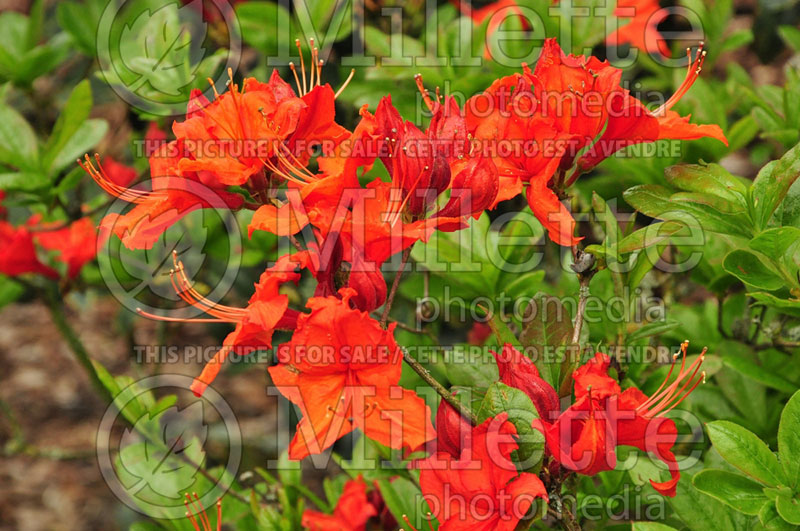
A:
[706, 420, 785, 487]
[759, 501, 798, 530]
[477, 382, 545, 472]
[693, 469, 769, 515]
[722, 249, 784, 291]
[723, 356, 798, 393]
[624, 184, 750, 237]
[751, 141, 800, 231]
[377, 477, 438, 531]
[43, 80, 93, 172]
[0, 102, 38, 171]
[778, 390, 800, 489]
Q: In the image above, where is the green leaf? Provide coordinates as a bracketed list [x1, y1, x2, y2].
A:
[751, 142, 800, 231]
[43, 80, 93, 172]
[722, 249, 784, 291]
[750, 292, 800, 318]
[518, 294, 575, 395]
[749, 227, 800, 273]
[626, 319, 681, 344]
[377, 477, 438, 531]
[115, 404, 207, 502]
[759, 501, 798, 530]
[779, 25, 800, 52]
[47, 118, 108, 173]
[669, 473, 738, 531]
[692, 469, 769, 515]
[631, 524, 679, 531]
[236, 1, 292, 56]
[706, 420, 785, 487]
[0, 102, 38, 170]
[664, 164, 748, 205]
[615, 221, 686, 255]
[477, 382, 545, 472]
[57, 0, 101, 56]
[0, 171, 49, 191]
[778, 390, 800, 489]
[411, 214, 498, 298]
[776, 493, 800, 525]
[624, 184, 751, 237]
[722, 356, 798, 393]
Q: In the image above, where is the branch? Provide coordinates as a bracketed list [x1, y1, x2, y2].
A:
[401, 347, 478, 426]
[570, 249, 596, 345]
[381, 247, 412, 327]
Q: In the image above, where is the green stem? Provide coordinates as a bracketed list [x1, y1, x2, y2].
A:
[44, 290, 114, 405]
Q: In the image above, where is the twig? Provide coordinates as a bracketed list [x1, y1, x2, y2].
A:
[380, 247, 412, 327]
[401, 347, 478, 426]
[570, 249, 596, 345]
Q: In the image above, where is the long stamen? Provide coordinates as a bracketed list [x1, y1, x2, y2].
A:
[185, 493, 211, 531]
[335, 69, 356, 99]
[78, 154, 162, 203]
[135, 308, 240, 324]
[309, 39, 316, 88]
[637, 342, 706, 418]
[296, 39, 307, 95]
[414, 73, 436, 112]
[653, 43, 706, 116]
[289, 62, 303, 95]
[648, 349, 706, 417]
[637, 341, 689, 411]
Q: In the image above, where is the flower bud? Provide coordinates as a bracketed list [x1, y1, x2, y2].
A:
[493, 344, 560, 422]
[435, 157, 498, 219]
[347, 265, 387, 312]
[435, 393, 472, 458]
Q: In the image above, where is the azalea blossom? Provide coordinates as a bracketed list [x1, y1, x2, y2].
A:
[0, 221, 59, 279]
[465, 38, 727, 246]
[535, 342, 706, 496]
[268, 288, 434, 460]
[302, 476, 377, 531]
[419, 413, 548, 530]
[136, 251, 309, 396]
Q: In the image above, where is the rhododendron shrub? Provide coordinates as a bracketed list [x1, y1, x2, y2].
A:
[3, 2, 800, 530]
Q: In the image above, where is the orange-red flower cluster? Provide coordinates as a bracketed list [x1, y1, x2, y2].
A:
[83, 39, 721, 480]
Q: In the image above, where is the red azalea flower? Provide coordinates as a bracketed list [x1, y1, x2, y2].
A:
[0, 221, 59, 279]
[137, 251, 309, 396]
[419, 413, 548, 531]
[268, 288, 434, 460]
[302, 476, 378, 531]
[81, 142, 245, 250]
[173, 72, 347, 187]
[33, 217, 101, 279]
[536, 342, 706, 496]
[465, 38, 726, 246]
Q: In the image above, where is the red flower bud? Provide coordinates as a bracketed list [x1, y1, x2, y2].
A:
[347, 264, 387, 312]
[435, 156, 498, 219]
[435, 393, 472, 458]
[493, 344, 560, 422]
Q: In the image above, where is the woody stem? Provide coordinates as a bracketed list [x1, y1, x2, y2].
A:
[570, 249, 596, 345]
[380, 248, 478, 425]
[380, 247, 412, 327]
[401, 348, 479, 426]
